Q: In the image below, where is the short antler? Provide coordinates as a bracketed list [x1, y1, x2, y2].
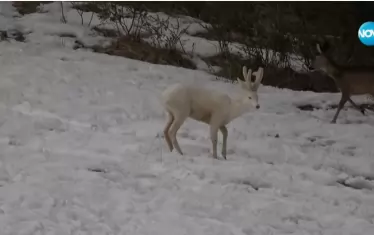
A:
[242, 66, 252, 88]
[251, 67, 264, 90]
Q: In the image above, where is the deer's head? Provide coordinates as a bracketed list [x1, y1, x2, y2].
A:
[309, 42, 333, 75]
[236, 66, 264, 109]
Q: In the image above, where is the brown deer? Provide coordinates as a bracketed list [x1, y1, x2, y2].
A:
[309, 42, 374, 123]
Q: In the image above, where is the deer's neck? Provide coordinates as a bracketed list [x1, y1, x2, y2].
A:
[228, 98, 252, 122]
[325, 55, 343, 79]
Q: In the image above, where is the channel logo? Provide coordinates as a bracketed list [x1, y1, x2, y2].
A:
[358, 21, 374, 46]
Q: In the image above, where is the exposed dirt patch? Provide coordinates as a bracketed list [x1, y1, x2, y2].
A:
[0, 29, 26, 42]
[87, 167, 107, 173]
[58, 32, 77, 38]
[297, 103, 374, 112]
[203, 53, 338, 93]
[92, 36, 196, 70]
[231, 177, 272, 191]
[329, 103, 374, 111]
[93, 26, 118, 38]
[297, 104, 317, 111]
[264, 69, 338, 93]
[336, 177, 374, 191]
[12, 1, 51, 15]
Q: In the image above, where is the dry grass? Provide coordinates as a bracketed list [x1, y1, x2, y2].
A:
[12, 2, 51, 15]
[11, 1, 341, 93]
[94, 36, 196, 70]
[92, 27, 118, 38]
[203, 52, 338, 92]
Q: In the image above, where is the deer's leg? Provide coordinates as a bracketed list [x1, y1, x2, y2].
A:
[168, 112, 187, 155]
[219, 126, 228, 160]
[348, 97, 365, 115]
[210, 125, 219, 159]
[210, 114, 223, 159]
[163, 111, 174, 152]
[332, 93, 348, 123]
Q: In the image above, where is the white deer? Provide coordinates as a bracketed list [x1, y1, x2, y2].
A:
[161, 66, 264, 160]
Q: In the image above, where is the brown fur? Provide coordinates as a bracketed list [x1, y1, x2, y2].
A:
[311, 43, 374, 123]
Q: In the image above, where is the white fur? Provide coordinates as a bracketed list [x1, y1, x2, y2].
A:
[161, 66, 264, 159]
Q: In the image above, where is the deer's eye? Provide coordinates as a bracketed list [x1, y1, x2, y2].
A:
[248, 97, 252, 100]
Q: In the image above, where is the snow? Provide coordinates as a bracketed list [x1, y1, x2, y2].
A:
[1, 2, 374, 235]
[2, 2, 305, 72]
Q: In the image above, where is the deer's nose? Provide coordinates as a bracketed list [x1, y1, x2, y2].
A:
[256, 105, 260, 109]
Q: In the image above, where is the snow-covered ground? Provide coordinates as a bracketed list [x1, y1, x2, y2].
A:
[1, 2, 305, 73]
[1, 2, 374, 235]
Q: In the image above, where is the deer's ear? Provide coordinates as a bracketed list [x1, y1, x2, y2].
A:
[316, 44, 322, 54]
[237, 77, 243, 84]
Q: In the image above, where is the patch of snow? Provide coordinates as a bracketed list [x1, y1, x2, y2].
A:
[0, 2, 374, 234]
[0, 39, 374, 234]
[0, 2, 20, 31]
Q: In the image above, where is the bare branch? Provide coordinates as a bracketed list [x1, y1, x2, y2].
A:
[60, 2, 67, 24]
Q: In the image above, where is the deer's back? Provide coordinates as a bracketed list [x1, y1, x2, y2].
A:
[341, 71, 374, 95]
[162, 83, 230, 123]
